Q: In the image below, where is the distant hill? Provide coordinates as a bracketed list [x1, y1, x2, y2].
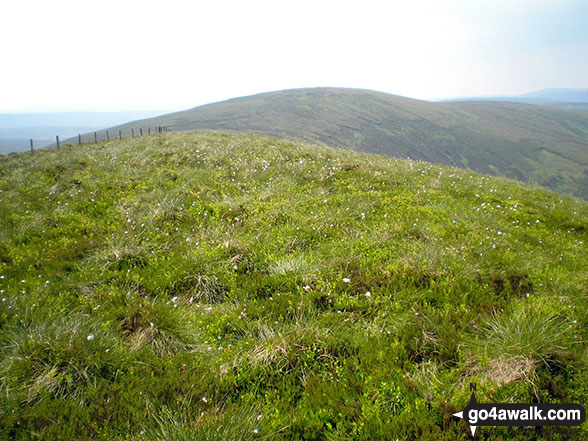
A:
[519, 88, 588, 103]
[98, 88, 588, 199]
[442, 87, 588, 112]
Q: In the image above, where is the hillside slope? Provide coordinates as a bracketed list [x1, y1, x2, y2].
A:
[1, 132, 587, 440]
[102, 88, 588, 199]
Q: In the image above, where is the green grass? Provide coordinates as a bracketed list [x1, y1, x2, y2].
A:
[99, 87, 588, 199]
[0, 131, 587, 440]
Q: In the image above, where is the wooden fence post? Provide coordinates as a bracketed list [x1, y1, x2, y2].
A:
[140, 128, 143, 137]
[30, 139, 33, 154]
[148, 127, 150, 136]
[106, 131, 110, 141]
[119, 130, 122, 140]
[132, 128, 135, 139]
[94, 132, 97, 143]
[56, 135, 60, 149]
[78, 134, 81, 145]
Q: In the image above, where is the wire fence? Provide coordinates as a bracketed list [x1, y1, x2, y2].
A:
[26, 126, 171, 154]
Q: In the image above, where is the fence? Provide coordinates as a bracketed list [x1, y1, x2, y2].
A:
[26, 126, 170, 154]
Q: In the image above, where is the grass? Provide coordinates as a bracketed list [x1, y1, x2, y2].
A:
[0, 131, 587, 440]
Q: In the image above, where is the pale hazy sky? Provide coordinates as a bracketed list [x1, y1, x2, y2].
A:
[1, 0, 587, 112]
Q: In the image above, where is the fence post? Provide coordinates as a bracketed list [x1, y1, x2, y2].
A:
[94, 132, 97, 143]
[119, 130, 122, 140]
[148, 127, 150, 136]
[30, 139, 33, 154]
[132, 128, 134, 139]
[78, 134, 81, 145]
[140, 128, 143, 137]
[106, 131, 109, 141]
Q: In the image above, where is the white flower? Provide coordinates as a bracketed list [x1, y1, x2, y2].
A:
[365, 291, 371, 297]
[253, 429, 259, 434]
[172, 296, 179, 302]
[202, 396, 208, 403]
[342, 277, 351, 283]
[303, 285, 310, 291]
[257, 414, 263, 420]
[87, 334, 95, 341]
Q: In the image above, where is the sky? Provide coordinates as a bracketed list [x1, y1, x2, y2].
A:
[1, 0, 587, 112]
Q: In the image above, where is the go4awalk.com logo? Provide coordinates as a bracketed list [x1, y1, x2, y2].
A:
[453, 384, 586, 437]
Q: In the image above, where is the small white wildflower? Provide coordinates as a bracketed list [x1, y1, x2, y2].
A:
[303, 285, 310, 291]
[172, 296, 179, 302]
[202, 396, 208, 403]
[365, 291, 371, 297]
[21, 280, 25, 283]
[253, 429, 259, 434]
[342, 277, 351, 283]
[234, 265, 238, 270]
[150, 322, 155, 327]
[257, 414, 263, 420]
[87, 334, 95, 341]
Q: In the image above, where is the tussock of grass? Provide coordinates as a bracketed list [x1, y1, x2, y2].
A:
[465, 299, 578, 386]
[137, 404, 266, 441]
[0, 312, 123, 403]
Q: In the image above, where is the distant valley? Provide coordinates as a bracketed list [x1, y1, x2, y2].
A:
[0, 110, 168, 153]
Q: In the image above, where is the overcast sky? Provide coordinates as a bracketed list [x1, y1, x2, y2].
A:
[1, 0, 587, 112]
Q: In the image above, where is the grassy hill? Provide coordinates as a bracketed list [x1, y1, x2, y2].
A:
[99, 88, 588, 199]
[1, 132, 587, 440]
